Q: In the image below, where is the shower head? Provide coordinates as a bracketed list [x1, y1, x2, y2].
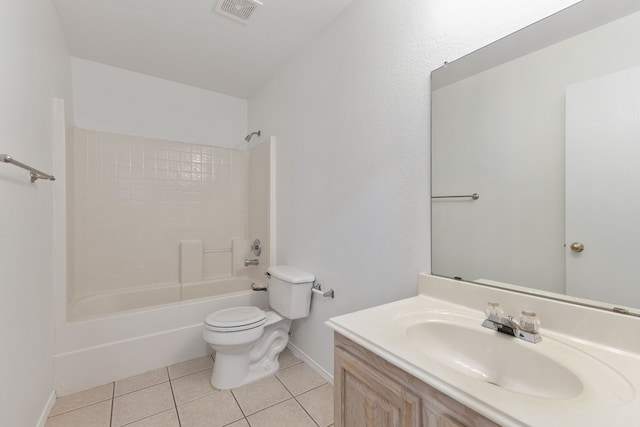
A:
[244, 131, 261, 142]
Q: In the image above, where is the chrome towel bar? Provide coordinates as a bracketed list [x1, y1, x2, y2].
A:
[432, 193, 479, 200]
[1, 154, 55, 183]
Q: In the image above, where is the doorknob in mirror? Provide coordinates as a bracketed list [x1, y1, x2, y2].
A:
[570, 242, 585, 253]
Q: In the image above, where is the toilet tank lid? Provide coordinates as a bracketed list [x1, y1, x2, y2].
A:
[268, 265, 315, 284]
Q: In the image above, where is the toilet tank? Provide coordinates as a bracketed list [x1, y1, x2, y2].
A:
[267, 265, 314, 319]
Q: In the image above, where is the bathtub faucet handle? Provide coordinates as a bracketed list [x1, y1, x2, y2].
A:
[251, 283, 267, 292]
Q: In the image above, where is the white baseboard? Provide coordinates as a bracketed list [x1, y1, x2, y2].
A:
[287, 342, 334, 384]
[36, 390, 56, 427]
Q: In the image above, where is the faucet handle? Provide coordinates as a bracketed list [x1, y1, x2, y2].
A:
[519, 311, 540, 333]
[485, 302, 504, 318]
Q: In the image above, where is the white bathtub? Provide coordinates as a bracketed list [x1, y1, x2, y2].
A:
[55, 278, 269, 395]
[68, 278, 256, 321]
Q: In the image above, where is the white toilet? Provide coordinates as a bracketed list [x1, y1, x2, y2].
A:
[202, 265, 314, 389]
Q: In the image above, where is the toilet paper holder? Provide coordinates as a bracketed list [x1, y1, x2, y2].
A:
[312, 282, 334, 299]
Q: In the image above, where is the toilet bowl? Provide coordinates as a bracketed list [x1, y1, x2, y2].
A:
[202, 265, 314, 389]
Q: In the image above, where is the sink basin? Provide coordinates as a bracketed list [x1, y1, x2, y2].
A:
[403, 317, 583, 399]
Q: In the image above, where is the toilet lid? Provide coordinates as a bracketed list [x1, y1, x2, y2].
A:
[205, 306, 266, 332]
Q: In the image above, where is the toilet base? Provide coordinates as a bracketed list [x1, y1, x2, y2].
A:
[210, 317, 291, 389]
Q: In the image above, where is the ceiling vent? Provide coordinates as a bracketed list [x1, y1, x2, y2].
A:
[215, 0, 263, 24]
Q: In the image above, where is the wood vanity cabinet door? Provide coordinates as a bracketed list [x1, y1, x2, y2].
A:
[438, 414, 468, 427]
[334, 333, 500, 427]
[334, 346, 421, 427]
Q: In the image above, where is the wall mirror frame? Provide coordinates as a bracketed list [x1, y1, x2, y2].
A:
[431, 0, 640, 317]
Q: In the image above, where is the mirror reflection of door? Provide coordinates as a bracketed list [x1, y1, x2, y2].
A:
[565, 66, 640, 308]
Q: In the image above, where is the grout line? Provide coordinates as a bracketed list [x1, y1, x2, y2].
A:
[297, 382, 330, 397]
[277, 358, 304, 372]
[167, 368, 182, 427]
[167, 356, 215, 381]
[109, 382, 115, 427]
[220, 415, 249, 427]
[292, 393, 320, 427]
[275, 368, 328, 398]
[46, 398, 113, 420]
[119, 409, 177, 427]
[114, 378, 171, 399]
[49, 385, 115, 417]
[229, 388, 248, 418]
[241, 395, 293, 418]
[273, 372, 295, 397]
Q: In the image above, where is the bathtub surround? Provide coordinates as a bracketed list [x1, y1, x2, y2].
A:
[68, 128, 249, 306]
[57, 127, 276, 392]
[180, 240, 204, 284]
[71, 58, 248, 149]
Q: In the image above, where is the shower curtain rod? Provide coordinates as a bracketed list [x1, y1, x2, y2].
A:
[1, 154, 56, 183]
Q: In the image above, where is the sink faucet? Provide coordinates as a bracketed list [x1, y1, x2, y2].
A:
[482, 303, 542, 344]
[244, 258, 259, 266]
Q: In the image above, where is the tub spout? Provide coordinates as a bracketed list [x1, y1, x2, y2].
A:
[244, 259, 259, 266]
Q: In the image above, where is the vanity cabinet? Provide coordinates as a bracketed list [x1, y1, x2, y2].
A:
[334, 333, 500, 427]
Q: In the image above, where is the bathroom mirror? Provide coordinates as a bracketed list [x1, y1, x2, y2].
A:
[431, 0, 640, 316]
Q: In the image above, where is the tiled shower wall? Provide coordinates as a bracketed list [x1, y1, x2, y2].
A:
[68, 128, 249, 299]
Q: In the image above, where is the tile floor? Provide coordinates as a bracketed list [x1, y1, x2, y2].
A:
[45, 348, 334, 427]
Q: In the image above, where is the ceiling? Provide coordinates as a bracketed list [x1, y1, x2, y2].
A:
[53, 0, 354, 99]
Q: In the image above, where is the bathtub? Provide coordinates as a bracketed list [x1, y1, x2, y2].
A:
[55, 278, 269, 395]
[68, 278, 257, 321]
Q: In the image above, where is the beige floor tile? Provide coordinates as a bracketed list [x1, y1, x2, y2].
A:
[168, 355, 214, 379]
[171, 368, 218, 405]
[278, 347, 302, 370]
[50, 383, 113, 416]
[115, 368, 169, 396]
[296, 383, 334, 427]
[123, 409, 180, 427]
[224, 420, 250, 427]
[45, 400, 111, 427]
[112, 382, 175, 426]
[246, 399, 316, 427]
[276, 362, 327, 396]
[177, 391, 244, 427]
[231, 375, 291, 415]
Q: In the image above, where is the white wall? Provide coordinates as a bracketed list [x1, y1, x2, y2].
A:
[71, 58, 248, 148]
[248, 0, 582, 376]
[0, 0, 71, 425]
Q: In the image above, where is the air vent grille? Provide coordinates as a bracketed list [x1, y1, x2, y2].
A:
[215, 0, 263, 24]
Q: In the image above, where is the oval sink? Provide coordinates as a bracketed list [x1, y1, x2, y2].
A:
[403, 317, 584, 399]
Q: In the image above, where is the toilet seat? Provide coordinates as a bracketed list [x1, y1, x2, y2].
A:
[205, 306, 266, 332]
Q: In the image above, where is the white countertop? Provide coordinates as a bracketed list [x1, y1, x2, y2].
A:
[326, 275, 640, 427]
